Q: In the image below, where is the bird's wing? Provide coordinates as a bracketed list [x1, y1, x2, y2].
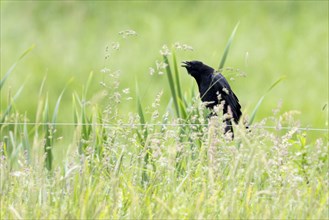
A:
[212, 74, 242, 123]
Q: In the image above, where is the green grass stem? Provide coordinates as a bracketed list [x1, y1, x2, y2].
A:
[218, 22, 239, 71]
[248, 76, 286, 125]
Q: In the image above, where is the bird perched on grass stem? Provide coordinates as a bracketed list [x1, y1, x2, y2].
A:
[182, 60, 242, 138]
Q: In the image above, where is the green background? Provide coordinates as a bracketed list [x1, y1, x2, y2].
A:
[1, 1, 328, 130]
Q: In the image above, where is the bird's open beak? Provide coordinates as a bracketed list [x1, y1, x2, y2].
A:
[181, 61, 190, 68]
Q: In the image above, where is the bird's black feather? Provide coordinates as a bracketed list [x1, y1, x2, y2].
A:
[182, 60, 242, 137]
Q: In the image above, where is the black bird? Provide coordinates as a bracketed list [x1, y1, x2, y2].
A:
[182, 60, 242, 137]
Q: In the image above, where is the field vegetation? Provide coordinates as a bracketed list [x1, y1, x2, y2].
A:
[1, 1, 328, 219]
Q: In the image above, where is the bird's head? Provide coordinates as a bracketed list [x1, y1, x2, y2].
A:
[181, 60, 214, 77]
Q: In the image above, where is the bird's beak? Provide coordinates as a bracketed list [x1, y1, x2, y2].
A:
[181, 61, 190, 68]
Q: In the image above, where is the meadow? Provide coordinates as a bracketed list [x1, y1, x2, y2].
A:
[1, 1, 328, 219]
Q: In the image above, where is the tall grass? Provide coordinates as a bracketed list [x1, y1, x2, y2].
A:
[1, 46, 71, 171]
[0, 45, 35, 126]
[1, 33, 328, 219]
[43, 87, 66, 171]
[1, 95, 327, 218]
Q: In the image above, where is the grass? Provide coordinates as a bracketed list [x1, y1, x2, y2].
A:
[1, 87, 328, 218]
[1, 39, 328, 219]
[1, 1, 328, 219]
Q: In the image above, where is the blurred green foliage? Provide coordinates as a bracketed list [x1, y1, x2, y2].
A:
[1, 1, 328, 129]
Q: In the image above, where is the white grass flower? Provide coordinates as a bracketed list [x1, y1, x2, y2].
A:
[152, 110, 159, 119]
[173, 42, 193, 51]
[160, 44, 171, 56]
[100, 68, 110, 73]
[182, 44, 193, 51]
[122, 88, 130, 94]
[111, 42, 120, 50]
[118, 29, 137, 38]
[149, 67, 155, 75]
[174, 42, 182, 50]
[113, 92, 121, 103]
[10, 171, 25, 177]
[154, 60, 168, 75]
[156, 60, 167, 70]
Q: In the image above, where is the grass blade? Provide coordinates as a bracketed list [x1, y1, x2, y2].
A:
[135, 81, 145, 126]
[0, 84, 24, 126]
[43, 94, 52, 171]
[135, 80, 148, 144]
[0, 44, 35, 90]
[23, 115, 31, 164]
[44, 79, 71, 170]
[72, 94, 79, 126]
[178, 99, 187, 120]
[172, 49, 188, 119]
[17, 44, 36, 61]
[137, 96, 145, 126]
[218, 22, 240, 71]
[265, 76, 286, 93]
[52, 88, 66, 124]
[163, 55, 180, 117]
[248, 76, 286, 125]
[84, 72, 94, 98]
[172, 50, 183, 104]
